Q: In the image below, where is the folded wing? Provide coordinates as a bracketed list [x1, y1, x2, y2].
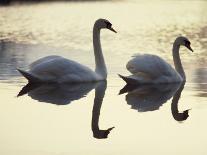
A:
[126, 54, 176, 79]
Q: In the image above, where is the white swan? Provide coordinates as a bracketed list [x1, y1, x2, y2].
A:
[17, 19, 117, 83]
[119, 36, 193, 84]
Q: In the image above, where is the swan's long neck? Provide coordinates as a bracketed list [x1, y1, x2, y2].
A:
[172, 42, 186, 81]
[93, 24, 107, 79]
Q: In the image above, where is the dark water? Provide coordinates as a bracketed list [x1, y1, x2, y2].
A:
[0, 0, 207, 154]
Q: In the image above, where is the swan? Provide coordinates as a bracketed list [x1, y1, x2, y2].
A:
[17, 19, 117, 83]
[119, 36, 193, 84]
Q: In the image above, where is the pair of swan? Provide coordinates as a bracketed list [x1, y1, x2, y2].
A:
[17, 18, 193, 84]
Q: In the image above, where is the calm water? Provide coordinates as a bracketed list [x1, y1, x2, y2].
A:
[0, 0, 207, 154]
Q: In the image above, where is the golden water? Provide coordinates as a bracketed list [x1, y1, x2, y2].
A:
[0, 0, 207, 154]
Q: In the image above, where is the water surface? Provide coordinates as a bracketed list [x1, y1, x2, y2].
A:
[0, 0, 207, 154]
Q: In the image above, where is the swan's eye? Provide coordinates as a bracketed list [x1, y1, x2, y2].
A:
[185, 40, 190, 46]
[105, 21, 112, 28]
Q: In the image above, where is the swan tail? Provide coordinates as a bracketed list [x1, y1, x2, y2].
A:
[17, 68, 41, 83]
[118, 74, 138, 85]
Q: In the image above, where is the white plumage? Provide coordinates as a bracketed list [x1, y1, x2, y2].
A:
[17, 19, 117, 83]
[126, 54, 182, 83]
[27, 56, 100, 83]
[119, 36, 193, 84]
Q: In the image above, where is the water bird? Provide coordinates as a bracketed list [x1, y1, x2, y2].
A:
[17, 18, 116, 83]
[119, 36, 193, 84]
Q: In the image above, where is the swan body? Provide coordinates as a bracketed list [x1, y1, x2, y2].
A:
[125, 54, 183, 83]
[119, 36, 193, 84]
[17, 19, 116, 83]
[19, 55, 101, 83]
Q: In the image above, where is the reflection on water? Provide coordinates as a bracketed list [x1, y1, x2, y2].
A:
[18, 81, 114, 139]
[0, 41, 80, 81]
[171, 82, 189, 122]
[0, 0, 207, 154]
[18, 82, 98, 105]
[121, 82, 190, 122]
[92, 81, 114, 139]
[120, 83, 181, 112]
[193, 68, 207, 97]
[0, 41, 25, 79]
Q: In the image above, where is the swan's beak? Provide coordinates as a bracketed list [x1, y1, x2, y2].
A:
[187, 45, 194, 52]
[109, 27, 117, 33]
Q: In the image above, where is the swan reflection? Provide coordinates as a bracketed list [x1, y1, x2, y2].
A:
[18, 82, 98, 105]
[92, 81, 114, 139]
[18, 81, 114, 138]
[120, 82, 189, 121]
[120, 83, 181, 112]
[171, 82, 190, 121]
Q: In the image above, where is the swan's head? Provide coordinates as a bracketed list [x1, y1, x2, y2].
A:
[176, 36, 193, 52]
[95, 18, 117, 33]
